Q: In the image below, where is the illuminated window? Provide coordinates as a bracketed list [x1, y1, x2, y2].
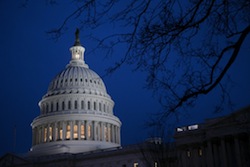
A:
[133, 162, 139, 167]
[49, 126, 52, 141]
[177, 128, 184, 132]
[104, 125, 108, 142]
[81, 124, 85, 139]
[73, 124, 78, 139]
[187, 150, 191, 157]
[66, 124, 71, 140]
[44, 127, 47, 142]
[88, 124, 91, 139]
[188, 124, 198, 130]
[198, 148, 203, 156]
[59, 127, 63, 140]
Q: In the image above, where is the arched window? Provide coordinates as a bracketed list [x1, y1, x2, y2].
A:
[68, 101, 71, 110]
[107, 105, 109, 113]
[75, 100, 77, 109]
[46, 104, 49, 113]
[44, 127, 47, 142]
[81, 100, 84, 109]
[99, 103, 102, 111]
[73, 124, 78, 139]
[56, 102, 59, 111]
[94, 102, 97, 110]
[80, 123, 85, 139]
[58, 124, 63, 140]
[88, 101, 91, 110]
[66, 123, 71, 140]
[62, 101, 65, 110]
[51, 102, 53, 112]
[88, 124, 91, 139]
[103, 104, 106, 112]
[104, 124, 108, 142]
[49, 126, 52, 141]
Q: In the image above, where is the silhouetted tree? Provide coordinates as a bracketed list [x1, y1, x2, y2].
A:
[39, 0, 250, 122]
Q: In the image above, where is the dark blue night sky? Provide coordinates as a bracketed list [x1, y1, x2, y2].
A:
[0, 1, 249, 156]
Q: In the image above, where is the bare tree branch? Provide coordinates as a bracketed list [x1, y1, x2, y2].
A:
[43, 0, 250, 123]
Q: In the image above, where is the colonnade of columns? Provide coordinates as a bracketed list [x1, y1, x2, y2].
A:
[32, 120, 120, 146]
[177, 134, 250, 167]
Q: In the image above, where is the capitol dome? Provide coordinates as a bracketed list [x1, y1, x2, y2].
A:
[30, 29, 121, 156]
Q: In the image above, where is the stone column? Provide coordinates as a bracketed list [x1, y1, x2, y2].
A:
[234, 136, 242, 167]
[57, 122, 61, 140]
[93, 121, 97, 141]
[70, 121, 73, 140]
[116, 126, 119, 144]
[85, 121, 88, 140]
[112, 125, 115, 143]
[53, 122, 56, 141]
[107, 124, 110, 142]
[118, 127, 120, 144]
[38, 127, 41, 144]
[47, 124, 50, 142]
[78, 121, 81, 140]
[101, 122, 105, 141]
[221, 137, 228, 167]
[206, 140, 214, 167]
[41, 126, 45, 143]
[62, 121, 66, 140]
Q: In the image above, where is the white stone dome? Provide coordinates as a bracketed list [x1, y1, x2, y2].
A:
[45, 65, 109, 99]
[30, 29, 121, 156]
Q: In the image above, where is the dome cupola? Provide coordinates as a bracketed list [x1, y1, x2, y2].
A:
[30, 29, 121, 156]
[68, 28, 88, 68]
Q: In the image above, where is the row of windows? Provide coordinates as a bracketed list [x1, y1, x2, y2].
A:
[33, 121, 120, 145]
[51, 77, 103, 90]
[40, 99, 112, 114]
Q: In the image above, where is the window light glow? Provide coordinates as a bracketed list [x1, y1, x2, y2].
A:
[66, 125, 71, 139]
[188, 124, 198, 130]
[133, 162, 139, 167]
[74, 125, 78, 139]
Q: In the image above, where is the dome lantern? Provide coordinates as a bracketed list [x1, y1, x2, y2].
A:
[68, 28, 88, 68]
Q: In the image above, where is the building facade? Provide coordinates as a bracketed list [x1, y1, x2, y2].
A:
[175, 106, 250, 167]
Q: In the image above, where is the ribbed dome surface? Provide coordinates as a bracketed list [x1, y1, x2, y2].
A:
[44, 65, 108, 98]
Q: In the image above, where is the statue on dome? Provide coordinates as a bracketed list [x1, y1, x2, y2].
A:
[74, 28, 81, 46]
